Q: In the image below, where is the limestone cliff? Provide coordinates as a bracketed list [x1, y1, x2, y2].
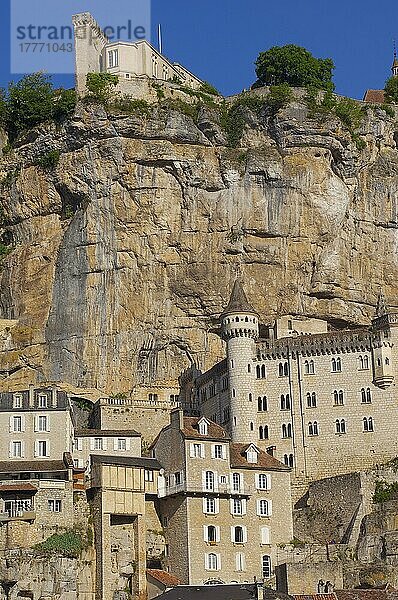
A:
[0, 92, 397, 394]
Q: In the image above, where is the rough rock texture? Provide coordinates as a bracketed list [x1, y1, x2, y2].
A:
[0, 95, 398, 394]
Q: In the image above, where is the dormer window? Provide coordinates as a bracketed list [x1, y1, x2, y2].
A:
[13, 394, 22, 409]
[38, 395, 48, 408]
[198, 418, 209, 436]
[245, 444, 259, 464]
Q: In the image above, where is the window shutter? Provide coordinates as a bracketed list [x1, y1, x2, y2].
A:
[102, 438, 107, 451]
[255, 473, 260, 488]
[113, 438, 118, 451]
[242, 526, 247, 543]
[215, 498, 219, 514]
[190, 443, 195, 458]
[230, 526, 235, 542]
[22, 415, 26, 432]
[242, 499, 247, 515]
[46, 440, 50, 457]
[214, 471, 219, 492]
[9, 441, 12, 458]
[126, 438, 131, 451]
[267, 474, 271, 490]
[9, 416, 12, 433]
[203, 526, 208, 542]
[216, 554, 221, 570]
[211, 445, 215, 459]
[256, 500, 261, 516]
[216, 526, 220, 543]
[268, 499, 272, 515]
[90, 438, 95, 451]
[34, 440, 38, 458]
[221, 445, 227, 459]
[230, 499, 234, 515]
[202, 471, 207, 490]
[204, 554, 209, 570]
[202, 498, 207, 514]
[34, 416, 38, 432]
[261, 527, 270, 544]
[76, 438, 82, 451]
[46, 416, 50, 432]
[21, 441, 25, 458]
[200, 444, 205, 458]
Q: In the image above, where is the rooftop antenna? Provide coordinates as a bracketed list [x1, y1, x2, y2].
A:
[158, 24, 163, 54]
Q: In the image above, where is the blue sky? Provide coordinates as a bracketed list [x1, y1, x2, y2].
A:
[0, 0, 397, 99]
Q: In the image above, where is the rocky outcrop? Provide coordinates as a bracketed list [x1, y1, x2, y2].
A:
[0, 94, 398, 394]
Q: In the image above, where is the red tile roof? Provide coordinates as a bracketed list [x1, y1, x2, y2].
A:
[294, 595, 336, 600]
[230, 443, 290, 471]
[335, 590, 398, 600]
[0, 483, 38, 493]
[363, 89, 385, 103]
[146, 569, 180, 587]
[182, 417, 229, 441]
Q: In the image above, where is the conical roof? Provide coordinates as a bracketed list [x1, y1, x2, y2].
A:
[221, 279, 258, 317]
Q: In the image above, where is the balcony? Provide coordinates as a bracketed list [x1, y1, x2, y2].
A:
[159, 482, 252, 498]
[0, 502, 36, 522]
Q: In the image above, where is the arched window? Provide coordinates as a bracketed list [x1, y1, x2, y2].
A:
[207, 553, 218, 570]
[289, 454, 294, 467]
[247, 364, 251, 373]
[207, 525, 217, 542]
[335, 419, 346, 434]
[363, 417, 374, 432]
[307, 392, 317, 408]
[262, 555, 272, 578]
[283, 454, 288, 466]
[258, 499, 269, 516]
[205, 471, 215, 491]
[258, 396, 267, 412]
[334, 390, 344, 406]
[261, 527, 270, 545]
[366, 388, 371, 403]
[279, 363, 284, 377]
[304, 360, 309, 374]
[280, 394, 290, 410]
[308, 360, 315, 374]
[311, 421, 319, 435]
[261, 365, 266, 378]
[308, 422, 313, 436]
[332, 357, 342, 372]
[259, 425, 269, 440]
[361, 388, 366, 403]
[234, 526, 244, 543]
[364, 355, 369, 369]
[284, 362, 289, 376]
[250, 422, 254, 431]
[232, 473, 241, 492]
[256, 365, 261, 379]
[248, 393, 252, 402]
[282, 423, 292, 438]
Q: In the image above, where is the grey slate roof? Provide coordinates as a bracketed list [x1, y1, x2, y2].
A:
[90, 454, 162, 470]
[222, 279, 258, 317]
[156, 584, 293, 600]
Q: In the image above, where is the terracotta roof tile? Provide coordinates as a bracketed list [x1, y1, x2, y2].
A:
[75, 429, 140, 437]
[335, 590, 398, 600]
[230, 443, 289, 471]
[0, 460, 67, 473]
[0, 483, 38, 492]
[294, 595, 336, 600]
[182, 417, 230, 441]
[146, 569, 180, 587]
[363, 89, 385, 103]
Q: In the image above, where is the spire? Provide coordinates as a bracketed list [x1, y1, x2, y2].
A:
[392, 42, 398, 75]
[376, 291, 388, 317]
[222, 279, 258, 317]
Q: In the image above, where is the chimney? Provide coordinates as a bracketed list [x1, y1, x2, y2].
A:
[170, 408, 184, 431]
[52, 386, 57, 408]
[266, 445, 276, 457]
[28, 384, 35, 408]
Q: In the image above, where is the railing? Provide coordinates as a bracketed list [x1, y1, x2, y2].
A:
[159, 482, 253, 498]
[0, 502, 35, 521]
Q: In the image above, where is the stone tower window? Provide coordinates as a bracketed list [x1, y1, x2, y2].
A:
[282, 423, 292, 438]
[333, 390, 344, 406]
[262, 555, 272, 578]
[307, 392, 317, 408]
[332, 357, 342, 372]
[258, 396, 268, 412]
[280, 394, 291, 411]
[308, 421, 319, 436]
[259, 425, 269, 440]
[335, 418, 346, 434]
[363, 417, 374, 432]
[284, 454, 294, 468]
[359, 355, 369, 370]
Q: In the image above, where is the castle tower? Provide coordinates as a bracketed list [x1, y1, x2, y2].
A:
[72, 13, 108, 95]
[371, 292, 394, 388]
[221, 279, 259, 443]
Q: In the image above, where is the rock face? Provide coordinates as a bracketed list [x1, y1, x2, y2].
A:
[0, 95, 398, 394]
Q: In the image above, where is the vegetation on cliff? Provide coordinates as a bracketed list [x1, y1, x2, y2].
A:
[33, 527, 92, 559]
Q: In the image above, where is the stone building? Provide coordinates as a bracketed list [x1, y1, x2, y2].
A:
[72, 12, 202, 95]
[73, 427, 142, 468]
[0, 386, 73, 462]
[180, 280, 398, 500]
[151, 409, 293, 585]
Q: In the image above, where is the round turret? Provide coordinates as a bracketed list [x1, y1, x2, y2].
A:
[221, 279, 259, 342]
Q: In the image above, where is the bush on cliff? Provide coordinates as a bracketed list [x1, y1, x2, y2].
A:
[85, 72, 119, 105]
[384, 76, 398, 104]
[33, 527, 91, 558]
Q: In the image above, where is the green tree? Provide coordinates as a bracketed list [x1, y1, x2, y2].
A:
[0, 89, 6, 127]
[52, 88, 77, 123]
[86, 72, 119, 104]
[384, 76, 398, 103]
[255, 45, 334, 90]
[6, 72, 54, 140]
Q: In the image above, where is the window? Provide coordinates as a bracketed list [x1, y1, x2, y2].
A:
[363, 417, 374, 432]
[262, 555, 272, 579]
[175, 472, 182, 485]
[361, 388, 372, 403]
[278, 362, 288, 377]
[222, 407, 230, 423]
[256, 474, 270, 490]
[284, 454, 294, 468]
[247, 364, 251, 373]
[335, 419, 346, 434]
[288, 319, 293, 330]
[280, 394, 291, 410]
[206, 553, 219, 571]
[261, 527, 270, 545]
[308, 421, 319, 436]
[38, 395, 47, 408]
[236, 552, 246, 571]
[13, 416, 22, 432]
[48, 499, 62, 512]
[282, 423, 292, 438]
[233, 525, 247, 544]
[307, 392, 317, 408]
[37, 440, 48, 457]
[359, 355, 369, 370]
[246, 446, 258, 463]
[203, 497, 218, 514]
[12, 441, 22, 458]
[204, 471, 215, 491]
[108, 49, 119, 68]
[250, 422, 254, 432]
[257, 499, 271, 516]
[231, 498, 246, 515]
[191, 443, 204, 458]
[332, 357, 342, 372]
[213, 444, 224, 458]
[37, 416, 48, 432]
[13, 394, 22, 408]
[145, 469, 154, 482]
[232, 473, 241, 492]
[259, 425, 269, 440]
[117, 438, 127, 451]
[258, 396, 267, 412]
[386, 357, 390, 365]
[304, 360, 315, 374]
[206, 525, 218, 543]
[333, 390, 344, 406]
[94, 438, 103, 450]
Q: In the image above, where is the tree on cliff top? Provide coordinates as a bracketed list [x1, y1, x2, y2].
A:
[254, 45, 334, 90]
[384, 76, 398, 103]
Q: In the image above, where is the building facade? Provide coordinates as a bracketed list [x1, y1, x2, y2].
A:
[152, 410, 293, 585]
[180, 281, 398, 500]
